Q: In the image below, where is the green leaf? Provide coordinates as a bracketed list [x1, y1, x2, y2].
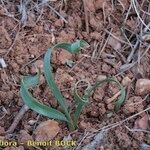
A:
[44, 48, 69, 114]
[73, 80, 91, 127]
[89, 78, 126, 111]
[20, 40, 89, 131]
[54, 40, 89, 54]
[20, 75, 68, 122]
[115, 88, 126, 111]
[44, 40, 88, 130]
[22, 70, 40, 88]
[44, 40, 88, 115]
[73, 78, 126, 127]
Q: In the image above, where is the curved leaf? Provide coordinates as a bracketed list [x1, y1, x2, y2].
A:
[20, 74, 68, 122]
[20, 40, 89, 130]
[43, 40, 89, 130]
[73, 78, 126, 127]
[89, 78, 126, 111]
[43, 40, 89, 115]
[73, 80, 91, 127]
[44, 48, 68, 114]
[54, 40, 89, 54]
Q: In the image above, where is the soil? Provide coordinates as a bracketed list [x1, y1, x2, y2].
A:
[0, 0, 150, 150]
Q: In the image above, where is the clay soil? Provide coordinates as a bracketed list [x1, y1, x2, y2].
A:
[0, 0, 150, 150]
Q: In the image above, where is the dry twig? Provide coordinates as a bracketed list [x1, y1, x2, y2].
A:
[5, 105, 29, 134]
[5, 24, 20, 56]
[82, 0, 89, 34]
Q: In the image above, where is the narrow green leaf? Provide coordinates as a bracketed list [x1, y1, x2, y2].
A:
[115, 87, 126, 111]
[73, 80, 91, 127]
[73, 78, 126, 127]
[22, 70, 40, 88]
[20, 75, 68, 122]
[89, 78, 126, 111]
[44, 40, 88, 130]
[73, 93, 88, 127]
[54, 40, 89, 54]
[44, 40, 88, 115]
[44, 48, 69, 114]
[20, 40, 89, 131]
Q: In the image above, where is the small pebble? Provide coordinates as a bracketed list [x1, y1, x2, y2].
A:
[122, 76, 132, 87]
[34, 120, 60, 141]
[0, 58, 7, 69]
[135, 79, 150, 95]
[97, 75, 107, 81]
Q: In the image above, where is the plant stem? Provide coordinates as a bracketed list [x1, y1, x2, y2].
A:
[67, 118, 76, 131]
